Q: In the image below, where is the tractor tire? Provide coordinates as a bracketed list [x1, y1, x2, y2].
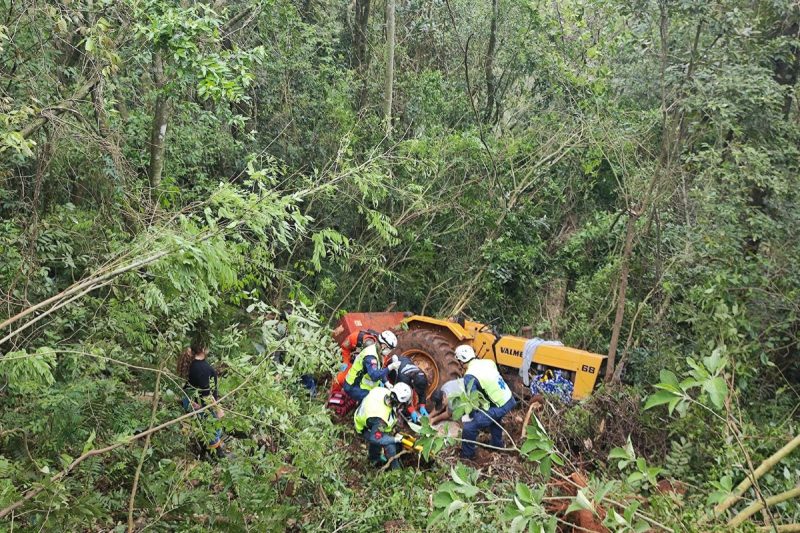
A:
[396, 329, 463, 394]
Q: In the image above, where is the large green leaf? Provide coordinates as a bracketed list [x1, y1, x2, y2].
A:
[644, 390, 680, 410]
[703, 376, 728, 409]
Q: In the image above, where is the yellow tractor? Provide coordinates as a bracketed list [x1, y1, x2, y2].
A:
[397, 315, 606, 400]
[332, 311, 606, 400]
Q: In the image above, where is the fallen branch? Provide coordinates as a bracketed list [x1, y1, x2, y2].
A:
[0, 279, 113, 346]
[728, 485, 800, 527]
[0, 249, 168, 334]
[380, 449, 412, 472]
[554, 470, 673, 532]
[756, 525, 800, 533]
[711, 433, 800, 519]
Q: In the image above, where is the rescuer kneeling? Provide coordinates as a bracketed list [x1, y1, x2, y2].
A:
[353, 382, 413, 470]
[454, 345, 517, 460]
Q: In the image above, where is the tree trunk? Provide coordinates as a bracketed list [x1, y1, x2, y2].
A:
[353, 0, 371, 110]
[147, 51, 168, 193]
[544, 277, 567, 337]
[383, 0, 395, 135]
[484, 0, 498, 122]
[773, 21, 800, 119]
[605, 211, 638, 382]
[353, 0, 371, 70]
[607, 0, 672, 383]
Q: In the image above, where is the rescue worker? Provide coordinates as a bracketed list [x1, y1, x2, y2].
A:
[181, 341, 228, 458]
[340, 329, 380, 365]
[454, 345, 517, 460]
[428, 377, 466, 425]
[385, 355, 430, 423]
[354, 382, 413, 469]
[334, 329, 380, 390]
[343, 330, 398, 403]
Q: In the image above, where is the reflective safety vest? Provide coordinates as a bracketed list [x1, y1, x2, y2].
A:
[354, 388, 396, 433]
[345, 344, 382, 390]
[466, 359, 513, 407]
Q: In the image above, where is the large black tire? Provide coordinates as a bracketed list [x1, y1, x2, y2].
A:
[396, 329, 463, 394]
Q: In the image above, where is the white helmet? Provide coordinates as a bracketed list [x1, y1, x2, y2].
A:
[379, 330, 398, 349]
[390, 382, 412, 405]
[454, 345, 476, 363]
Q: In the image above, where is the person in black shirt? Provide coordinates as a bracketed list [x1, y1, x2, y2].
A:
[385, 355, 430, 423]
[186, 351, 219, 401]
[180, 342, 227, 457]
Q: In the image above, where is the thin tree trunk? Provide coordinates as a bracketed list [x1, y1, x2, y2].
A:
[484, 0, 498, 122]
[383, 0, 395, 135]
[544, 277, 567, 338]
[354, 0, 371, 110]
[605, 211, 638, 382]
[606, 0, 675, 382]
[773, 22, 800, 119]
[147, 51, 168, 193]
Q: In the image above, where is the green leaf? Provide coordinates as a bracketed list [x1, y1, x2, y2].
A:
[659, 369, 679, 387]
[667, 396, 682, 415]
[527, 449, 549, 461]
[455, 483, 480, 498]
[82, 430, 96, 455]
[608, 447, 631, 461]
[514, 495, 525, 511]
[433, 491, 453, 508]
[509, 515, 527, 533]
[703, 346, 725, 373]
[451, 465, 467, 486]
[540, 456, 552, 479]
[520, 439, 537, 455]
[565, 489, 594, 515]
[446, 500, 465, 516]
[516, 482, 533, 504]
[644, 390, 679, 410]
[627, 471, 644, 484]
[427, 509, 444, 526]
[703, 376, 728, 409]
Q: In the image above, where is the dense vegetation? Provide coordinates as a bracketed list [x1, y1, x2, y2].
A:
[1, 0, 799, 530]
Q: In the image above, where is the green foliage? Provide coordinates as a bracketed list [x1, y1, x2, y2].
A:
[519, 415, 564, 480]
[603, 501, 650, 533]
[2, 0, 800, 529]
[503, 482, 557, 533]
[608, 437, 663, 491]
[644, 348, 730, 416]
[0, 348, 57, 395]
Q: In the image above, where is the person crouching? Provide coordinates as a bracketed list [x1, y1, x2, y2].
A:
[353, 382, 413, 470]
